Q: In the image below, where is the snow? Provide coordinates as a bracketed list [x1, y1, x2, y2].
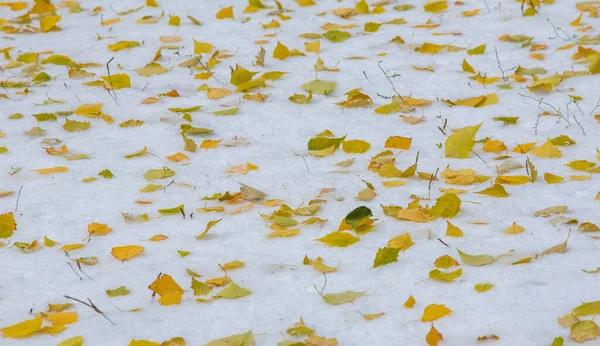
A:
[1, 0, 599, 345]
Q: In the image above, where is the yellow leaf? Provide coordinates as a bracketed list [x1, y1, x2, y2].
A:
[404, 295, 416, 308]
[100, 73, 131, 89]
[421, 304, 452, 322]
[316, 231, 359, 247]
[149, 234, 168, 241]
[107, 41, 140, 52]
[424, 0, 448, 13]
[222, 260, 244, 270]
[59, 243, 85, 251]
[45, 311, 77, 325]
[544, 172, 564, 184]
[342, 140, 370, 154]
[147, 0, 159, 6]
[168, 15, 180, 26]
[385, 136, 412, 150]
[495, 175, 529, 185]
[476, 184, 509, 198]
[429, 268, 462, 282]
[434, 255, 460, 268]
[273, 41, 290, 60]
[40, 15, 61, 33]
[124, 147, 148, 159]
[166, 152, 189, 162]
[463, 8, 482, 16]
[136, 63, 168, 77]
[196, 219, 222, 239]
[530, 139, 562, 158]
[571, 320, 600, 343]
[397, 208, 435, 223]
[216, 6, 234, 19]
[111, 245, 144, 261]
[207, 88, 231, 100]
[445, 221, 464, 237]
[474, 283, 494, 292]
[268, 228, 300, 237]
[148, 274, 184, 305]
[445, 123, 482, 158]
[305, 40, 320, 53]
[362, 312, 385, 321]
[1, 317, 42, 338]
[426, 324, 444, 345]
[467, 44, 486, 55]
[88, 222, 112, 236]
[504, 222, 525, 234]
[193, 40, 213, 54]
[482, 139, 506, 153]
[0, 212, 16, 238]
[34, 166, 69, 175]
[415, 42, 446, 54]
[216, 282, 252, 299]
[387, 233, 414, 251]
[58, 336, 84, 346]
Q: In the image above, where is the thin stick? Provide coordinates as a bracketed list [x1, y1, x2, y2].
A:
[588, 95, 600, 116]
[76, 261, 94, 281]
[67, 263, 82, 280]
[437, 238, 450, 247]
[378, 61, 404, 103]
[64, 296, 116, 325]
[193, 55, 221, 84]
[302, 156, 310, 173]
[105, 57, 120, 106]
[362, 71, 372, 85]
[15, 186, 23, 211]
[494, 46, 516, 82]
[428, 167, 439, 200]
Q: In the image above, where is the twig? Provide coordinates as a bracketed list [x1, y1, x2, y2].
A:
[15, 186, 23, 211]
[76, 261, 93, 281]
[318, 273, 327, 295]
[437, 238, 450, 247]
[64, 295, 116, 326]
[67, 262, 82, 280]
[428, 167, 439, 200]
[547, 18, 574, 41]
[362, 71, 372, 85]
[163, 180, 174, 193]
[569, 99, 586, 135]
[470, 149, 487, 164]
[589, 95, 600, 116]
[105, 57, 120, 106]
[481, 0, 490, 13]
[519, 93, 571, 132]
[194, 55, 221, 84]
[494, 47, 516, 82]
[302, 156, 310, 173]
[377, 61, 404, 103]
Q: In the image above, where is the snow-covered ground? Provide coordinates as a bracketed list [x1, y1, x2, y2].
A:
[1, 0, 600, 345]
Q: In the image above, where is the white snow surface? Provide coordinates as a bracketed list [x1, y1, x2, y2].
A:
[1, 0, 600, 345]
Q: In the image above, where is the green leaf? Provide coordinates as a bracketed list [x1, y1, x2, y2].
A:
[345, 206, 373, 229]
[321, 290, 365, 305]
[191, 278, 212, 296]
[158, 204, 185, 215]
[0, 147, 7, 154]
[98, 169, 114, 179]
[32, 113, 57, 122]
[140, 184, 162, 193]
[180, 124, 214, 135]
[213, 107, 238, 116]
[307, 136, 346, 151]
[301, 80, 337, 95]
[445, 122, 482, 158]
[106, 286, 130, 297]
[63, 119, 90, 132]
[216, 282, 252, 299]
[323, 30, 351, 43]
[573, 301, 600, 316]
[457, 249, 496, 266]
[144, 168, 176, 181]
[204, 331, 254, 346]
[493, 116, 518, 125]
[429, 268, 462, 282]
[373, 247, 400, 268]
